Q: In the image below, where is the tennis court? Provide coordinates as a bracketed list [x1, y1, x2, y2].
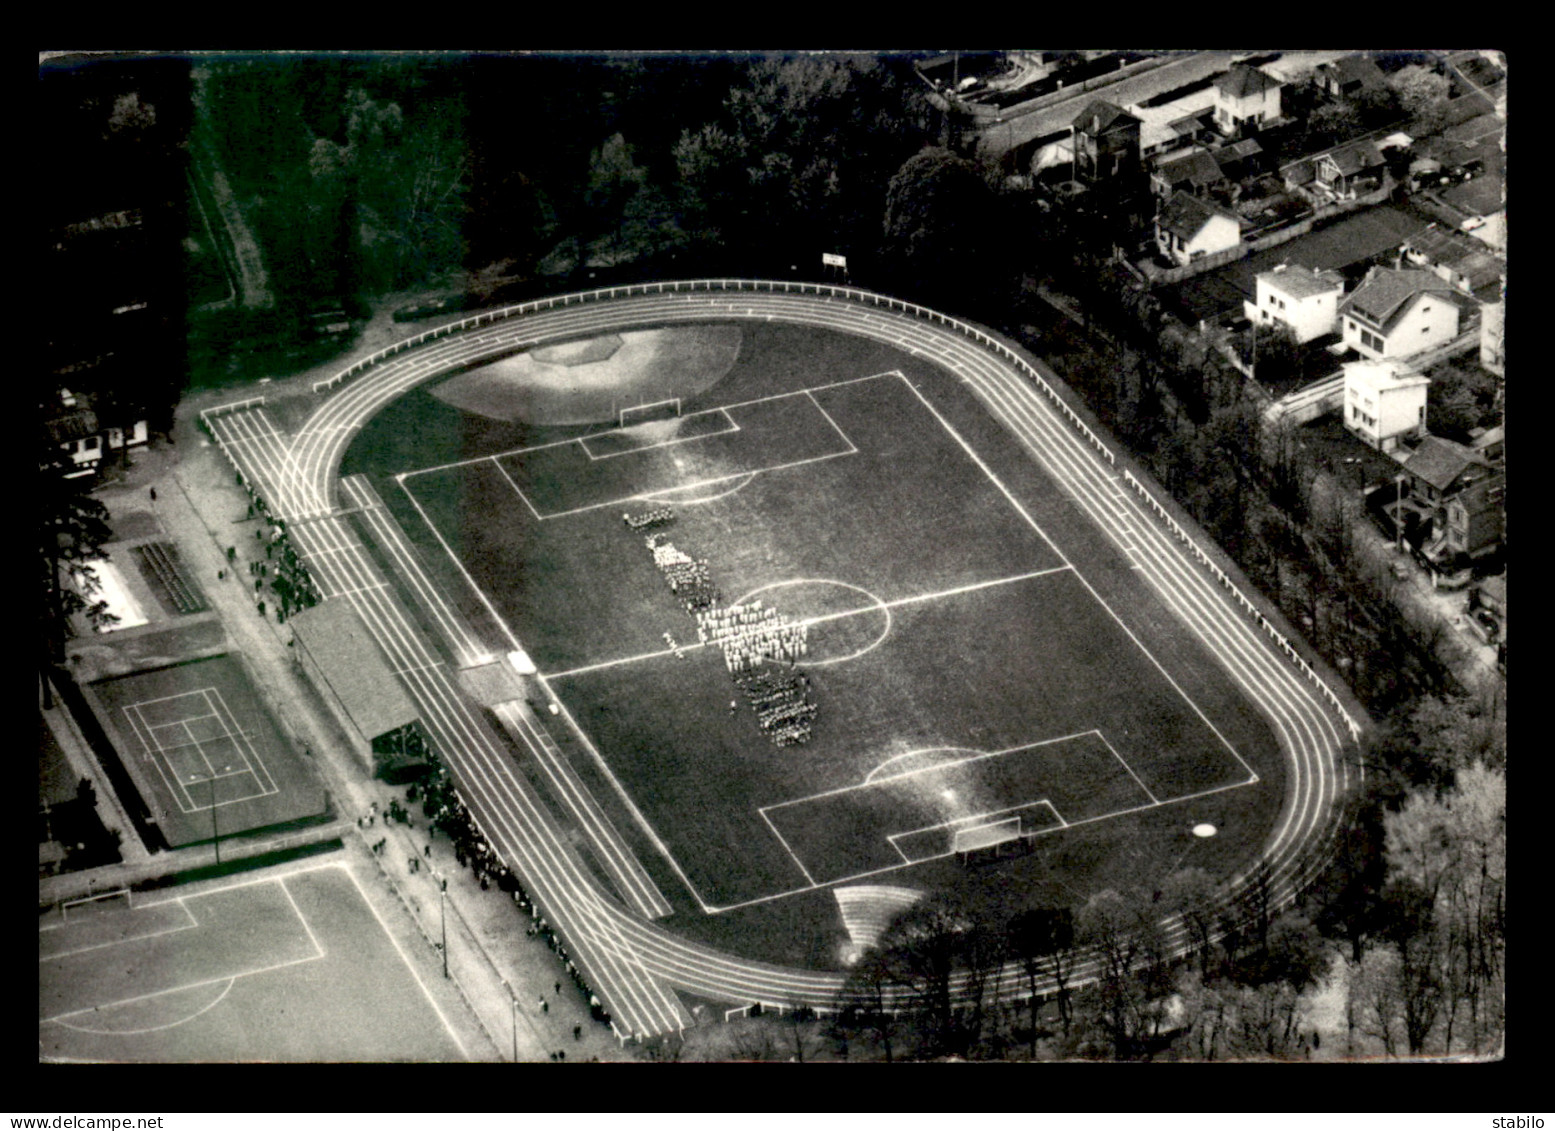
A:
[87, 654, 327, 846]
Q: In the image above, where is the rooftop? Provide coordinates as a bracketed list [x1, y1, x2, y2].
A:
[1340, 267, 1460, 331]
[289, 600, 419, 740]
[1217, 64, 1282, 99]
[1158, 191, 1240, 241]
[1402, 434, 1492, 493]
[1072, 100, 1140, 135]
[1259, 263, 1343, 301]
[1345, 357, 1430, 391]
[1155, 148, 1225, 190]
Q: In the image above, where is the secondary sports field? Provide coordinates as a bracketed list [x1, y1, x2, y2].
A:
[38, 861, 474, 1061]
[358, 320, 1280, 926]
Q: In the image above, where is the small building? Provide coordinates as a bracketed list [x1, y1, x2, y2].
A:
[1314, 54, 1388, 99]
[1479, 299, 1504, 376]
[289, 599, 425, 778]
[1339, 267, 1462, 360]
[1150, 148, 1225, 199]
[1343, 358, 1430, 452]
[1468, 423, 1504, 464]
[1214, 65, 1282, 136]
[1400, 434, 1496, 511]
[40, 389, 150, 478]
[1244, 263, 1344, 344]
[1070, 100, 1142, 182]
[1155, 191, 1242, 266]
[1213, 136, 1264, 180]
[1436, 469, 1505, 563]
[1402, 224, 1505, 300]
[1313, 138, 1387, 200]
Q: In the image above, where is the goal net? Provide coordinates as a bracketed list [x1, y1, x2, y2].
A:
[619, 398, 681, 428]
[952, 816, 1024, 856]
[61, 888, 133, 921]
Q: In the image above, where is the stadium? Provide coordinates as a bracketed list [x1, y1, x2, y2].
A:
[200, 280, 1358, 1040]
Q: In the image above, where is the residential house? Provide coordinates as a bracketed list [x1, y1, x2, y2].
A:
[1155, 191, 1242, 266]
[1314, 54, 1388, 99]
[1479, 299, 1504, 376]
[1150, 148, 1225, 200]
[1071, 100, 1142, 182]
[1313, 138, 1387, 201]
[40, 389, 149, 478]
[1339, 267, 1462, 360]
[1214, 65, 1282, 137]
[1343, 358, 1430, 452]
[1436, 468, 1505, 563]
[1400, 434, 1496, 511]
[1468, 424, 1504, 464]
[1401, 224, 1505, 301]
[1213, 137, 1264, 181]
[1129, 88, 1219, 161]
[1244, 263, 1344, 344]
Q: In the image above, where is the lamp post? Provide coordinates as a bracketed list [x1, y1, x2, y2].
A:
[439, 875, 448, 979]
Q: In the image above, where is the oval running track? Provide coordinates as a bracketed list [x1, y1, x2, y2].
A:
[201, 281, 1358, 1039]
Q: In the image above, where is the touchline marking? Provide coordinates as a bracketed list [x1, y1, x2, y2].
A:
[759, 809, 818, 887]
[894, 372, 1253, 780]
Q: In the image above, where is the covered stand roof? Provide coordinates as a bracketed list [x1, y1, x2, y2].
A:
[290, 599, 419, 741]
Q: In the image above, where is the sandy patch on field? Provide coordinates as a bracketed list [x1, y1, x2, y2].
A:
[431, 325, 743, 425]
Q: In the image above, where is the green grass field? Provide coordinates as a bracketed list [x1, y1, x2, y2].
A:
[39, 863, 471, 1062]
[363, 325, 1267, 924]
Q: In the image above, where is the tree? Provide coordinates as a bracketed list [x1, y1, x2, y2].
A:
[1388, 65, 1452, 132]
[1008, 906, 1077, 1053]
[37, 456, 118, 704]
[881, 146, 1010, 311]
[1075, 888, 1173, 1059]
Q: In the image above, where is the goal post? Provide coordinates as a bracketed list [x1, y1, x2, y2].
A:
[619, 398, 681, 428]
[951, 816, 1024, 856]
[61, 887, 133, 920]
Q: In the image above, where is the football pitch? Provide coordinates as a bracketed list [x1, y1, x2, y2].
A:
[381, 348, 1265, 915]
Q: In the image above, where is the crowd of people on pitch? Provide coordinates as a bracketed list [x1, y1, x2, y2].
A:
[695, 602, 809, 673]
[622, 506, 675, 531]
[735, 668, 817, 746]
[623, 516, 819, 747]
[645, 532, 721, 612]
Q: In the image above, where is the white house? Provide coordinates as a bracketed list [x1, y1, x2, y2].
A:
[1342, 358, 1430, 452]
[1214, 65, 1282, 136]
[1243, 263, 1344, 344]
[1155, 191, 1242, 266]
[1338, 267, 1462, 360]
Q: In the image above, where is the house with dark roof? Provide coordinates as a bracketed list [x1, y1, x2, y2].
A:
[39, 388, 148, 478]
[1314, 54, 1388, 99]
[1436, 467, 1505, 563]
[1155, 191, 1242, 266]
[1150, 148, 1226, 199]
[1070, 100, 1142, 182]
[1214, 65, 1282, 136]
[1400, 434, 1495, 509]
[1339, 267, 1463, 359]
[1213, 137, 1264, 180]
[1402, 223, 1505, 301]
[1245, 263, 1345, 344]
